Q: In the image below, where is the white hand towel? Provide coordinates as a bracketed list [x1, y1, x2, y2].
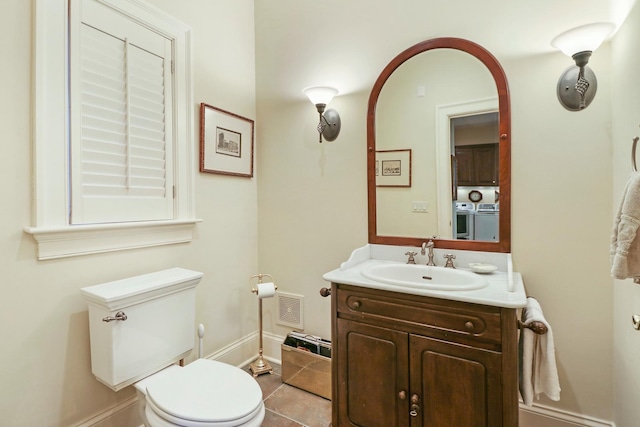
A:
[611, 172, 640, 280]
[518, 297, 561, 406]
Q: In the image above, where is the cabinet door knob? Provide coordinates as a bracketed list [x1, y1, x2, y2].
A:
[465, 321, 474, 330]
[411, 394, 420, 404]
[398, 390, 406, 400]
[351, 300, 361, 309]
[410, 404, 420, 417]
[319, 287, 331, 297]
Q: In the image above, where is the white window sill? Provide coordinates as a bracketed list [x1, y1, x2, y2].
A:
[24, 219, 201, 260]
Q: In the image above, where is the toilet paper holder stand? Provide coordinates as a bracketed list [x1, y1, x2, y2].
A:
[249, 273, 277, 377]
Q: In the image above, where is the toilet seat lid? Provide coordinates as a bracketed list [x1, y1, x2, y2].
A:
[146, 359, 263, 424]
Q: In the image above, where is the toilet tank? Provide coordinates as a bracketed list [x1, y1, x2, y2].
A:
[81, 268, 203, 391]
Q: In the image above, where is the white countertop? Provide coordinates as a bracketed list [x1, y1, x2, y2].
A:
[323, 244, 527, 309]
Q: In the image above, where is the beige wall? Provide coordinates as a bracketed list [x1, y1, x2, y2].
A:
[0, 0, 257, 425]
[506, 48, 613, 420]
[256, 0, 615, 423]
[1, 0, 634, 425]
[612, 2, 640, 426]
[255, 93, 369, 341]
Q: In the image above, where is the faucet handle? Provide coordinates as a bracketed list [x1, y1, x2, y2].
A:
[443, 254, 456, 268]
[405, 251, 418, 264]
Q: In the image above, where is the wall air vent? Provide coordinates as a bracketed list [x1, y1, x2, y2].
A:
[276, 292, 304, 329]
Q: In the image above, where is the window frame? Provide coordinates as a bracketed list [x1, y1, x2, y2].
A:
[25, 0, 199, 260]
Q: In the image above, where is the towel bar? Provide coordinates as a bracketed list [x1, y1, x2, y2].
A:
[518, 320, 548, 335]
[633, 136, 639, 172]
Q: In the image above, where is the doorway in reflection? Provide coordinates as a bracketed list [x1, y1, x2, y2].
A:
[451, 112, 499, 241]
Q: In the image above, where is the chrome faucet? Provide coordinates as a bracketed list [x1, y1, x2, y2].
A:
[405, 251, 418, 264]
[423, 239, 436, 266]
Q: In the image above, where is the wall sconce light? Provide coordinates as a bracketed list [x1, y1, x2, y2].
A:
[303, 86, 341, 143]
[551, 22, 615, 111]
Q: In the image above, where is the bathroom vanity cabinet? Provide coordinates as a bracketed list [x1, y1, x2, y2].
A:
[330, 283, 518, 427]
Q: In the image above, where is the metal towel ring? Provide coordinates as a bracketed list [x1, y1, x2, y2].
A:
[633, 136, 639, 172]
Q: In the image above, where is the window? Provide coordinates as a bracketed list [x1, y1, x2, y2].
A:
[25, 0, 198, 260]
[71, 0, 175, 224]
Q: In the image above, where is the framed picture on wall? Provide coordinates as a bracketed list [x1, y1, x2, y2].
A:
[199, 103, 255, 177]
[375, 149, 411, 187]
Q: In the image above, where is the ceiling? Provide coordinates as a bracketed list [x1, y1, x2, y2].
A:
[254, 0, 636, 102]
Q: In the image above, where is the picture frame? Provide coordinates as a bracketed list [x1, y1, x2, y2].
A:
[199, 103, 254, 177]
[375, 149, 412, 187]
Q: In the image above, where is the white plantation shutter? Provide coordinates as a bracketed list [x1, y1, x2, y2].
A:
[70, 0, 174, 224]
[29, 0, 196, 259]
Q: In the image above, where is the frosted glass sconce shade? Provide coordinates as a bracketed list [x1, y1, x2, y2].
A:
[551, 22, 615, 111]
[551, 22, 615, 57]
[303, 86, 338, 106]
[303, 86, 341, 143]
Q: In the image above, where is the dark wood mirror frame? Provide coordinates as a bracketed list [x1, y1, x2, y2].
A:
[367, 37, 511, 252]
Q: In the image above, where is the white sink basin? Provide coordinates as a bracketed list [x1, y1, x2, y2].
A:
[361, 263, 489, 291]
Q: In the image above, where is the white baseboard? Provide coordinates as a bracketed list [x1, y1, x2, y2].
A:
[75, 331, 274, 427]
[241, 333, 619, 427]
[204, 330, 259, 367]
[519, 402, 614, 427]
[73, 396, 139, 427]
[261, 331, 285, 365]
[203, 330, 285, 368]
[77, 331, 615, 427]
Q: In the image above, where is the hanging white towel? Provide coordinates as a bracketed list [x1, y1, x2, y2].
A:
[611, 172, 640, 281]
[518, 297, 561, 406]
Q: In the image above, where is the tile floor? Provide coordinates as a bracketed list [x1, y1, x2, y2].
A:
[244, 363, 332, 427]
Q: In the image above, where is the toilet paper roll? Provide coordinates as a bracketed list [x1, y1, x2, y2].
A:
[256, 282, 276, 299]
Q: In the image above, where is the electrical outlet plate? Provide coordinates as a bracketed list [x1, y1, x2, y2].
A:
[412, 201, 428, 212]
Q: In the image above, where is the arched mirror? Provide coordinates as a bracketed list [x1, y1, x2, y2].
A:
[367, 38, 511, 252]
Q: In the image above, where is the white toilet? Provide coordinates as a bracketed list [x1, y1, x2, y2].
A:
[81, 268, 265, 427]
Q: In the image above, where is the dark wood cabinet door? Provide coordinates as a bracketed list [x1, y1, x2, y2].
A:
[474, 145, 498, 185]
[332, 285, 516, 427]
[336, 318, 410, 427]
[409, 334, 503, 427]
[455, 144, 498, 186]
[455, 147, 475, 186]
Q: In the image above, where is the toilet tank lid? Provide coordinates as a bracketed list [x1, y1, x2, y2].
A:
[80, 268, 203, 311]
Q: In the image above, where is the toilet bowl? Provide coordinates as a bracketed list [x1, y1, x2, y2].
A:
[80, 268, 265, 427]
[135, 359, 265, 427]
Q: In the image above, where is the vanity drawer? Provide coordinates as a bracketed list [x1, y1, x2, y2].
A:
[335, 284, 502, 347]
